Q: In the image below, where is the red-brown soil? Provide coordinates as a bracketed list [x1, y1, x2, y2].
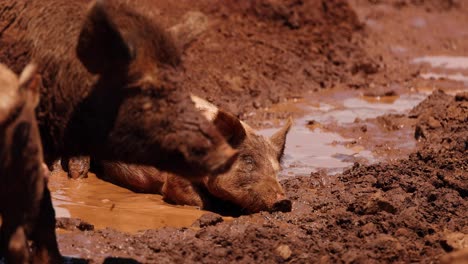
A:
[3, 0, 468, 263]
[153, 0, 376, 123]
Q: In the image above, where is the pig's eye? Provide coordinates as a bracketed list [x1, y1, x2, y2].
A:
[242, 155, 254, 164]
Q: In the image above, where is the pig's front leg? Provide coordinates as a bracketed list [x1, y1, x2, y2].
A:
[162, 174, 210, 209]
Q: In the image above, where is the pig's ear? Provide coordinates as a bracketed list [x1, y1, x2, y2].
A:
[168, 11, 209, 51]
[77, 0, 134, 74]
[270, 118, 292, 161]
[213, 110, 246, 148]
[19, 63, 40, 107]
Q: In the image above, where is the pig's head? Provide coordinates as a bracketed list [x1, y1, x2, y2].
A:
[0, 63, 45, 184]
[74, 0, 236, 178]
[191, 96, 292, 213]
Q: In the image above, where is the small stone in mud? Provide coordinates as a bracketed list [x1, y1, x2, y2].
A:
[414, 125, 426, 140]
[192, 213, 223, 228]
[427, 116, 441, 129]
[363, 192, 397, 215]
[360, 222, 377, 237]
[352, 61, 379, 75]
[253, 100, 262, 109]
[275, 244, 292, 260]
[56, 217, 94, 231]
[306, 120, 322, 130]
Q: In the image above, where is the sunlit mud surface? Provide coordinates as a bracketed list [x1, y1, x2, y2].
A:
[49, 170, 209, 233]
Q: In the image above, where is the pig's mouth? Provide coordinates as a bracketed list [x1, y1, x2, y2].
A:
[270, 199, 292, 213]
[203, 190, 292, 215]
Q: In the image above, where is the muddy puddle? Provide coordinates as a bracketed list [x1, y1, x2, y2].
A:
[49, 170, 210, 233]
[413, 55, 468, 86]
[259, 90, 427, 177]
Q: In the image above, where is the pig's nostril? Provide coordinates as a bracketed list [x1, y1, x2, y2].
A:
[272, 199, 292, 213]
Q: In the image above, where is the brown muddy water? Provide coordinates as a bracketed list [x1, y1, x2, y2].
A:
[50, 170, 211, 233]
[49, 55, 468, 233]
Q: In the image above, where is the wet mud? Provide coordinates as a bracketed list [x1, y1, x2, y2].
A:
[49, 170, 212, 233]
[2, 0, 467, 263]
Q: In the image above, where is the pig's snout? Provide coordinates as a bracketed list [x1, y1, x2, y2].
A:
[271, 194, 292, 212]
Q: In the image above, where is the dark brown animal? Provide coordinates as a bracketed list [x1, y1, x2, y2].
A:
[98, 96, 292, 214]
[0, 0, 236, 179]
[0, 64, 60, 263]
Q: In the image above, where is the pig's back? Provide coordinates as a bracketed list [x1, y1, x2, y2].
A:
[98, 161, 166, 194]
[0, 0, 96, 161]
[0, 0, 88, 71]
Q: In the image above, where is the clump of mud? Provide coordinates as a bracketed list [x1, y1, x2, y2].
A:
[58, 92, 467, 263]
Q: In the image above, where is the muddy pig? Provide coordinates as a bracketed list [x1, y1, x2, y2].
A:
[97, 95, 293, 214]
[0, 64, 61, 263]
[0, 0, 236, 179]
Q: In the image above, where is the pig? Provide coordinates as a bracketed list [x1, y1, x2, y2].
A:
[96, 95, 293, 214]
[0, 0, 236, 180]
[0, 64, 61, 263]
